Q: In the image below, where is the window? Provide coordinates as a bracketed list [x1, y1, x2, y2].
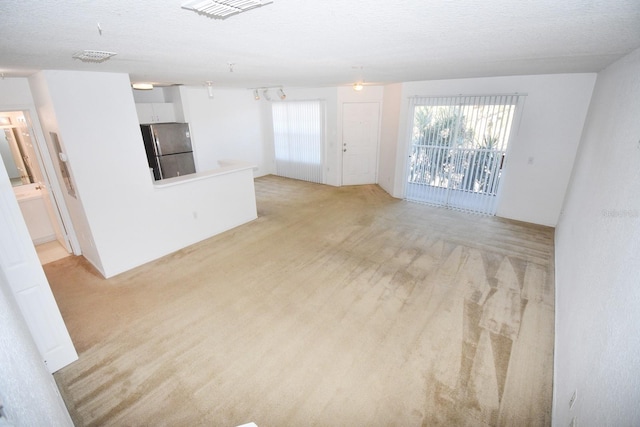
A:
[272, 100, 325, 184]
[406, 94, 523, 215]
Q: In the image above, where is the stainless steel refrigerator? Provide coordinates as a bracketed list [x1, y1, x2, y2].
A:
[141, 123, 196, 180]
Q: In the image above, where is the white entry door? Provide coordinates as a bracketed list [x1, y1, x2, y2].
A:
[0, 155, 77, 373]
[342, 102, 380, 185]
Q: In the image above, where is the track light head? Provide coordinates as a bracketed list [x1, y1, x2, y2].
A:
[205, 81, 214, 98]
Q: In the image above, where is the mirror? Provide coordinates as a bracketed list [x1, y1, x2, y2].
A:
[0, 116, 35, 187]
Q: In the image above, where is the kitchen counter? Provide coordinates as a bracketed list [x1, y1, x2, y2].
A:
[153, 160, 257, 188]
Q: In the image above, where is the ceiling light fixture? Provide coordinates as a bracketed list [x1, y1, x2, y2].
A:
[278, 88, 286, 100]
[262, 89, 272, 101]
[132, 82, 154, 90]
[72, 50, 117, 63]
[253, 89, 260, 100]
[352, 65, 365, 91]
[181, 0, 274, 19]
[205, 81, 214, 98]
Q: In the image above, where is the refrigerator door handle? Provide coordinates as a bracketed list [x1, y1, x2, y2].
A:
[155, 156, 164, 180]
[154, 133, 163, 156]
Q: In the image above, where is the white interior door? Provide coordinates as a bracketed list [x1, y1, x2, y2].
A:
[0, 154, 77, 373]
[342, 102, 380, 186]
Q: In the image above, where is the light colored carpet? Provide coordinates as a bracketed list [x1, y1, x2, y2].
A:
[48, 175, 554, 426]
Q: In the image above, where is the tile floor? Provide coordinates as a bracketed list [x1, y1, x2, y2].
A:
[36, 240, 71, 265]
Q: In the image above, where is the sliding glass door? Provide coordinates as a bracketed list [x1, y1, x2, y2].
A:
[406, 95, 522, 215]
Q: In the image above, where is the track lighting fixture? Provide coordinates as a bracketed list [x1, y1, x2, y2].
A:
[353, 82, 364, 91]
[250, 86, 286, 101]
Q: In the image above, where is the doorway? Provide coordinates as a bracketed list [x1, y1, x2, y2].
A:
[342, 102, 380, 186]
[0, 110, 74, 264]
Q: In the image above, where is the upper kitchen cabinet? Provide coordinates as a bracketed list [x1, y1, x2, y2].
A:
[136, 102, 176, 124]
[132, 86, 186, 124]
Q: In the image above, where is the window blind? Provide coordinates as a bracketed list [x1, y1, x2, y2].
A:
[406, 94, 523, 215]
[272, 100, 325, 184]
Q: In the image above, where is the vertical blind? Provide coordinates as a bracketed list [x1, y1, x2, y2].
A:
[406, 94, 522, 215]
[272, 100, 325, 184]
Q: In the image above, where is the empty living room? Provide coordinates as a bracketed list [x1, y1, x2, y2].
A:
[0, 1, 639, 426]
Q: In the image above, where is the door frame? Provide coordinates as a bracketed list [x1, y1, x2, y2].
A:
[1, 106, 80, 256]
[340, 101, 381, 186]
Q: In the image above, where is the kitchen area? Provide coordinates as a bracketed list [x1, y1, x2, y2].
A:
[133, 85, 196, 181]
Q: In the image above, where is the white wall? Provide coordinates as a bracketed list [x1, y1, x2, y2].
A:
[553, 48, 640, 426]
[28, 71, 257, 278]
[386, 74, 596, 226]
[0, 270, 73, 426]
[378, 84, 403, 194]
[180, 87, 269, 176]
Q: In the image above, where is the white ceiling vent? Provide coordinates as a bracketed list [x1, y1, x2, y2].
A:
[72, 50, 117, 63]
[181, 0, 273, 19]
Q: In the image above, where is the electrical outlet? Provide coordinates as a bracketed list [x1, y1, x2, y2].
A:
[569, 389, 577, 409]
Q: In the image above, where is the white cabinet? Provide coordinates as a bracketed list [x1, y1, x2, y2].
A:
[136, 103, 176, 123]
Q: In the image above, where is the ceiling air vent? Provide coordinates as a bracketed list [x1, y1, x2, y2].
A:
[181, 0, 273, 19]
[72, 50, 117, 63]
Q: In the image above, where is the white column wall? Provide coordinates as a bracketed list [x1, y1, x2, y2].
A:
[386, 74, 596, 226]
[553, 48, 640, 426]
[378, 83, 403, 195]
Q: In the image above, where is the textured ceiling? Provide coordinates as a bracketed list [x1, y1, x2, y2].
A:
[1, 0, 639, 88]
